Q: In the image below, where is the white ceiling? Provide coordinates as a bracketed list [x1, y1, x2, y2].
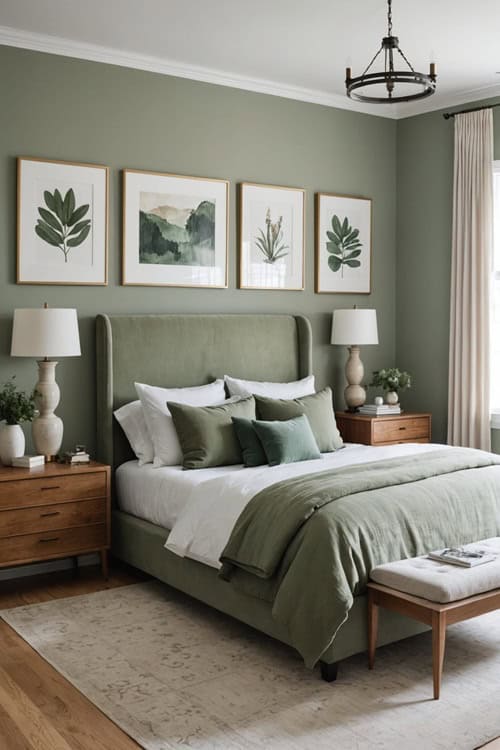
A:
[1, 0, 500, 119]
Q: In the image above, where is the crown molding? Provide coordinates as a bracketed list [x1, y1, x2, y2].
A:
[398, 81, 500, 119]
[2, 24, 500, 121]
[0, 25, 398, 119]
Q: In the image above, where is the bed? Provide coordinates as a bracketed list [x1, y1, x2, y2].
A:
[96, 312, 500, 681]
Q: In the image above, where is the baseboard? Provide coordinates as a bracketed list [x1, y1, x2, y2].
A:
[0, 553, 99, 581]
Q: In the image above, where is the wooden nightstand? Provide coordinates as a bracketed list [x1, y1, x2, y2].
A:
[335, 412, 432, 446]
[0, 461, 110, 578]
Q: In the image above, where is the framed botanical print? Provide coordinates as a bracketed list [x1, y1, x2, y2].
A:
[315, 192, 372, 294]
[239, 183, 304, 290]
[17, 157, 108, 285]
[122, 169, 229, 287]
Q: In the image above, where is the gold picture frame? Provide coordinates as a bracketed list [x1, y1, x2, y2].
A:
[122, 168, 229, 288]
[238, 182, 305, 291]
[315, 192, 372, 294]
[17, 156, 108, 285]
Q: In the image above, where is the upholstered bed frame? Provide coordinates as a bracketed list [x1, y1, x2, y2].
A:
[96, 313, 427, 681]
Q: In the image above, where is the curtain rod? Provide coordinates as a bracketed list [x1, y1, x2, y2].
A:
[443, 102, 500, 120]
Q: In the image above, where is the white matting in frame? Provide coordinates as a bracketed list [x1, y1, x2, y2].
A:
[239, 183, 304, 290]
[123, 169, 228, 288]
[17, 157, 108, 285]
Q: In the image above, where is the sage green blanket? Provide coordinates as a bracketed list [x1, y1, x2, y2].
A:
[219, 449, 500, 667]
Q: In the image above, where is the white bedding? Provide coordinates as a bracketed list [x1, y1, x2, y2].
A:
[164, 442, 448, 569]
[116, 461, 245, 530]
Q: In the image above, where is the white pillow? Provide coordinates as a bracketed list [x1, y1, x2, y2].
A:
[135, 379, 226, 467]
[114, 400, 154, 466]
[224, 374, 315, 400]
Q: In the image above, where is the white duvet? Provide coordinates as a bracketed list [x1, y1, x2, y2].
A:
[165, 442, 447, 569]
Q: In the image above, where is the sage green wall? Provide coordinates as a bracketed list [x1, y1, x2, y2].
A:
[0, 45, 397, 456]
[396, 97, 500, 443]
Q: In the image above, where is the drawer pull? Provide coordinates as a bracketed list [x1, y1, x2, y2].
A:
[38, 537, 60, 543]
[41, 485, 61, 491]
[40, 511, 60, 518]
[399, 427, 406, 431]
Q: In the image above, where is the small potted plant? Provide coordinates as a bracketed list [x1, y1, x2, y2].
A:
[0, 378, 36, 465]
[370, 368, 412, 406]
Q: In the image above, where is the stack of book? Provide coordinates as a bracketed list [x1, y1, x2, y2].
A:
[358, 404, 401, 416]
[62, 449, 90, 465]
[11, 455, 45, 468]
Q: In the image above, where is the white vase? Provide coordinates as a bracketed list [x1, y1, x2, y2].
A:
[385, 390, 399, 406]
[0, 424, 25, 466]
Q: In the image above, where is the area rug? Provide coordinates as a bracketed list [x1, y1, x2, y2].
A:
[2, 581, 500, 750]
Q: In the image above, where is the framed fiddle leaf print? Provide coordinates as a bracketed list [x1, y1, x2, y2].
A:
[17, 157, 108, 285]
[315, 192, 371, 294]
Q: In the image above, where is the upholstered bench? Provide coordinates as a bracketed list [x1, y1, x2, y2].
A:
[367, 538, 500, 699]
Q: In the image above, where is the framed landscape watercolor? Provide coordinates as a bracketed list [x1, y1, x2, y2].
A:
[239, 183, 304, 290]
[17, 157, 108, 285]
[122, 169, 229, 287]
[315, 192, 371, 294]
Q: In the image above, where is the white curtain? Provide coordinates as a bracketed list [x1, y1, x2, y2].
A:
[448, 109, 493, 450]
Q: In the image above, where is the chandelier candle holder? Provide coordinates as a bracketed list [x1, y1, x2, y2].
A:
[345, 0, 436, 104]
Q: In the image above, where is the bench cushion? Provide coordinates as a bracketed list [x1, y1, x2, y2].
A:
[370, 538, 500, 603]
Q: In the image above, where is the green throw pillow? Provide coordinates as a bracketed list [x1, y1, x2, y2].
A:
[232, 417, 267, 467]
[252, 415, 321, 466]
[255, 387, 343, 452]
[168, 396, 256, 469]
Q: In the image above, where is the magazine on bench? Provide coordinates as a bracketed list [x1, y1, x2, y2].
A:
[428, 547, 497, 567]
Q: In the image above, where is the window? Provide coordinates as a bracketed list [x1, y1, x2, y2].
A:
[491, 162, 500, 426]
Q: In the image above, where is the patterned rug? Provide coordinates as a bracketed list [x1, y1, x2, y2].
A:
[2, 581, 500, 750]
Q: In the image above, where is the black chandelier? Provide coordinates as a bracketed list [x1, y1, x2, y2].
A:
[345, 0, 436, 104]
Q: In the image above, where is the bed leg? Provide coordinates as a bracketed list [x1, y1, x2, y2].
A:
[320, 661, 338, 682]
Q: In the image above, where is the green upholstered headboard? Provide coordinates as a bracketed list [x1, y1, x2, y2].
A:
[96, 313, 312, 471]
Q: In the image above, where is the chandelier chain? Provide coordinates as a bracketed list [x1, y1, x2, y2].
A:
[396, 46, 416, 74]
[387, 0, 392, 36]
[361, 45, 384, 78]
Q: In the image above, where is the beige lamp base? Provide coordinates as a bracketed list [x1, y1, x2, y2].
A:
[344, 345, 367, 411]
[32, 360, 64, 461]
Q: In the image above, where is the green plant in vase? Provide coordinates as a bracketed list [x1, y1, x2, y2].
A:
[370, 368, 412, 405]
[0, 377, 36, 465]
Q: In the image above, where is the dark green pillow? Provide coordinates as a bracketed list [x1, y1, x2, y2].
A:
[232, 417, 267, 467]
[255, 387, 343, 452]
[167, 396, 255, 469]
[252, 415, 321, 466]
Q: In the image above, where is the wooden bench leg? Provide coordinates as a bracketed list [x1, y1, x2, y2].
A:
[432, 610, 446, 700]
[368, 587, 379, 669]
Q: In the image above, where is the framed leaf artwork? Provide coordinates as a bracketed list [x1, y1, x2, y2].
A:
[315, 192, 372, 294]
[239, 183, 304, 290]
[17, 157, 108, 285]
[122, 169, 229, 287]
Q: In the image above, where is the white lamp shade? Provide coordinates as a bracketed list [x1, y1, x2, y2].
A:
[11, 308, 81, 358]
[331, 309, 378, 346]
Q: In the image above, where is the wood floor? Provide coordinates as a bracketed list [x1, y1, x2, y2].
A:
[0, 561, 147, 749]
[2, 563, 500, 750]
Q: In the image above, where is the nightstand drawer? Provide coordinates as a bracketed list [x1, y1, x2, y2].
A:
[0, 472, 106, 510]
[0, 498, 106, 538]
[0, 524, 107, 566]
[372, 416, 430, 444]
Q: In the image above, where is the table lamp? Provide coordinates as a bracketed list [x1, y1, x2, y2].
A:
[11, 305, 81, 461]
[331, 308, 378, 411]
